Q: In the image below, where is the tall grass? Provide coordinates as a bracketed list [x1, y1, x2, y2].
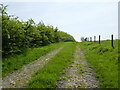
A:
[80, 40, 118, 88]
[27, 42, 76, 88]
[2, 43, 64, 77]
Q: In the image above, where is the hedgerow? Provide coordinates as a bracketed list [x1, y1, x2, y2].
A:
[1, 4, 75, 57]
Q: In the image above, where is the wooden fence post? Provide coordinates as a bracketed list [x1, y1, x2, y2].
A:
[90, 37, 92, 42]
[94, 36, 96, 42]
[111, 34, 114, 48]
[99, 35, 100, 44]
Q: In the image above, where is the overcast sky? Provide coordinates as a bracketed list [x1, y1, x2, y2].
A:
[2, 0, 119, 41]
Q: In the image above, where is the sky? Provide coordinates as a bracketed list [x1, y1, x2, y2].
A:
[1, 0, 119, 42]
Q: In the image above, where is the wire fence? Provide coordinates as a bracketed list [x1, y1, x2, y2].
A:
[83, 34, 114, 48]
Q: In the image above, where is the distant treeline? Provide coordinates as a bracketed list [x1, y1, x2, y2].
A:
[1, 4, 75, 57]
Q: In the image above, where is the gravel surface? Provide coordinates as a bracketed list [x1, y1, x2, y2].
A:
[2, 47, 63, 88]
[57, 46, 99, 88]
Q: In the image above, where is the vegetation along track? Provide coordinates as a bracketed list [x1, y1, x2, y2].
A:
[57, 45, 99, 88]
[2, 47, 63, 88]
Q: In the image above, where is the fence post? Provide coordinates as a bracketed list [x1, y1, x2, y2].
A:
[99, 35, 100, 44]
[90, 37, 92, 42]
[88, 37, 89, 41]
[94, 36, 96, 42]
[111, 34, 114, 48]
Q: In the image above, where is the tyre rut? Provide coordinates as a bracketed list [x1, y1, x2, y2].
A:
[2, 47, 63, 88]
[57, 46, 99, 88]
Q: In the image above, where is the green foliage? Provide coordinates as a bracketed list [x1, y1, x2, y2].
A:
[1, 4, 76, 57]
[57, 31, 75, 42]
[2, 15, 26, 56]
[27, 42, 76, 88]
[80, 40, 118, 88]
[2, 43, 64, 77]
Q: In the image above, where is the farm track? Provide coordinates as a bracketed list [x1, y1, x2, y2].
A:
[2, 47, 63, 88]
[57, 46, 99, 88]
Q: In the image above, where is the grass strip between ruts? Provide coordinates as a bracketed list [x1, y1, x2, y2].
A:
[27, 42, 76, 88]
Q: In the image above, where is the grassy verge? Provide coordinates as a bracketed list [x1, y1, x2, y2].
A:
[27, 42, 76, 88]
[2, 42, 64, 77]
[80, 40, 118, 88]
[118, 40, 120, 89]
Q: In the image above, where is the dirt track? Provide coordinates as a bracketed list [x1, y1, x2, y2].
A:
[2, 47, 63, 88]
[57, 46, 99, 88]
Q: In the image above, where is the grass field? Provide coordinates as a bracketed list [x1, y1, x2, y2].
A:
[80, 40, 118, 88]
[27, 42, 76, 88]
[2, 42, 64, 77]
